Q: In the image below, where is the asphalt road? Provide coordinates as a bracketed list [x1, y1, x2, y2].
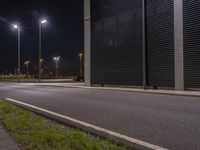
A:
[0, 82, 200, 150]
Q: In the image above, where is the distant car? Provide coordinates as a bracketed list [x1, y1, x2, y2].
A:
[73, 76, 84, 82]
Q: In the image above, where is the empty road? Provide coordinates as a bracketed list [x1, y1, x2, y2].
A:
[0, 82, 200, 150]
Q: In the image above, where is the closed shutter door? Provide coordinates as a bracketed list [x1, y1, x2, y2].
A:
[146, 0, 174, 87]
[184, 0, 200, 88]
[91, 0, 143, 86]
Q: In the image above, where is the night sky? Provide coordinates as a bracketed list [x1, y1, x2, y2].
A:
[0, 0, 84, 76]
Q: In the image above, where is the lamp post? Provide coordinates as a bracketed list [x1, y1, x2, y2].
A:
[79, 53, 83, 76]
[39, 19, 47, 83]
[24, 60, 30, 76]
[53, 56, 60, 78]
[13, 24, 21, 83]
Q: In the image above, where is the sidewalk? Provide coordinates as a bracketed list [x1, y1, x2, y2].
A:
[20, 82, 200, 97]
[0, 125, 21, 150]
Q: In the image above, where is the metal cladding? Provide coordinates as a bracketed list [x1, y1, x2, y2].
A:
[146, 0, 174, 87]
[88, 0, 200, 89]
[184, 0, 200, 88]
[91, 0, 143, 86]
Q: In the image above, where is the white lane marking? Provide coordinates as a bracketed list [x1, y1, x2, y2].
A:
[5, 98, 168, 150]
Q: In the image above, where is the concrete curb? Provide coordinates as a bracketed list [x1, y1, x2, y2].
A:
[32, 84, 200, 98]
[5, 98, 168, 150]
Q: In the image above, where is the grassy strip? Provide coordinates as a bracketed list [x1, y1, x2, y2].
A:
[0, 101, 131, 150]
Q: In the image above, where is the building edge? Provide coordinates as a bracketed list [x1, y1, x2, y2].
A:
[84, 0, 91, 86]
[174, 0, 184, 90]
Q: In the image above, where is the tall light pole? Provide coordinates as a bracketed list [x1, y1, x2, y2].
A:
[24, 60, 30, 76]
[13, 24, 21, 83]
[39, 19, 47, 83]
[53, 56, 60, 78]
[79, 53, 83, 76]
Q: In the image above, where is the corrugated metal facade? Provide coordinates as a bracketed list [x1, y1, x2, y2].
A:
[146, 0, 174, 87]
[91, 0, 174, 87]
[184, 0, 200, 88]
[91, 0, 143, 85]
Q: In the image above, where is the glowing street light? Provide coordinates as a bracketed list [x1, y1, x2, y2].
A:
[79, 53, 84, 76]
[24, 60, 30, 76]
[53, 56, 60, 78]
[41, 19, 47, 24]
[38, 18, 47, 83]
[12, 23, 21, 83]
[13, 24, 18, 29]
[40, 58, 44, 63]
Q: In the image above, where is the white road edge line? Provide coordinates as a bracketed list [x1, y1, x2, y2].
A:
[5, 98, 168, 150]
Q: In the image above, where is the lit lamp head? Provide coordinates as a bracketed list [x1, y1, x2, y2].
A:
[40, 58, 44, 62]
[79, 53, 83, 58]
[13, 25, 18, 29]
[40, 19, 47, 24]
[24, 60, 30, 65]
[13, 24, 19, 29]
[54, 56, 60, 61]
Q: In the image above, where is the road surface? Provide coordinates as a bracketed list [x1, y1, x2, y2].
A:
[0, 82, 200, 150]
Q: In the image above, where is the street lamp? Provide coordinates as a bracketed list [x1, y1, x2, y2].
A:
[24, 60, 30, 76]
[41, 19, 47, 24]
[12, 24, 21, 83]
[79, 53, 83, 76]
[39, 18, 47, 83]
[53, 56, 60, 78]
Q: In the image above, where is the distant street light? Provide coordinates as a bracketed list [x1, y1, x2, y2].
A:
[79, 53, 84, 76]
[12, 24, 21, 83]
[24, 60, 30, 76]
[39, 18, 47, 83]
[53, 56, 60, 78]
[40, 58, 44, 76]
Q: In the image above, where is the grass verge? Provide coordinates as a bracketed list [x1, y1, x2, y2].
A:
[0, 101, 132, 150]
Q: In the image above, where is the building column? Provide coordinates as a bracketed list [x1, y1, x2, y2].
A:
[84, 0, 91, 86]
[174, 0, 184, 90]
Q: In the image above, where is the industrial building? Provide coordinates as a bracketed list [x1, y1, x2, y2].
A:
[84, 0, 200, 90]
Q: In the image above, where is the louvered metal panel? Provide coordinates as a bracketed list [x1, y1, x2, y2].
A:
[183, 0, 200, 88]
[146, 0, 174, 87]
[91, 0, 143, 86]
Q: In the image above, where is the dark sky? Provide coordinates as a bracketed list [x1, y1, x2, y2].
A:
[0, 0, 84, 76]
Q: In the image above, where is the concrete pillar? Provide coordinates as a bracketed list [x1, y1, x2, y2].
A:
[174, 0, 184, 90]
[84, 0, 91, 86]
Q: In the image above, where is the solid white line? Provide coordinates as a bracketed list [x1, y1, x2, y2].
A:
[5, 98, 168, 150]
